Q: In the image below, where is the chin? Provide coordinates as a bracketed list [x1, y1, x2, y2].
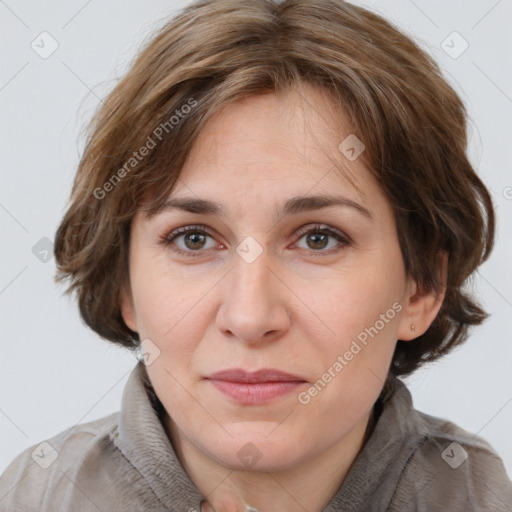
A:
[201, 429, 312, 473]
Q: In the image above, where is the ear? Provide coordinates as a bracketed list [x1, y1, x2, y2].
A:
[397, 251, 448, 341]
[119, 281, 138, 333]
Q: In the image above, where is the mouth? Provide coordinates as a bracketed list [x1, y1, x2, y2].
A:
[205, 368, 307, 405]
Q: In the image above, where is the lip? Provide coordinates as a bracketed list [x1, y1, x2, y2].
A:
[205, 368, 307, 405]
[206, 368, 305, 383]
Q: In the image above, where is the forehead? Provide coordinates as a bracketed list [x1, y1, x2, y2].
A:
[136, 85, 397, 229]
[172, 86, 377, 204]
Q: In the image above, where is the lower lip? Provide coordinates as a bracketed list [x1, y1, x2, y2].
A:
[208, 380, 304, 405]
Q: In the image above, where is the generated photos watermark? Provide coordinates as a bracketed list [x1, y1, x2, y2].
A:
[298, 301, 403, 405]
[93, 97, 198, 200]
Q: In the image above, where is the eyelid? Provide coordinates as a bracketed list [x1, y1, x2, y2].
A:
[160, 225, 220, 257]
[159, 223, 351, 257]
[294, 224, 352, 244]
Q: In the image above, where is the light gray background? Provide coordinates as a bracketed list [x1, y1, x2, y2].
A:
[1, 0, 511, 479]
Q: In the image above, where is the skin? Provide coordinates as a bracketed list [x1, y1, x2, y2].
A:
[120, 83, 446, 512]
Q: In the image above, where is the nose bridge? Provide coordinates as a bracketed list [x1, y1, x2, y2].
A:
[216, 237, 290, 342]
[230, 240, 275, 304]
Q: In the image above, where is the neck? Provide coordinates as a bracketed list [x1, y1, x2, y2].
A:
[164, 409, 374, 512]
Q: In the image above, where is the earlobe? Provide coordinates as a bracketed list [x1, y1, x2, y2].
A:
[397, 252, 448, 341]
[119, 282, 138, 333]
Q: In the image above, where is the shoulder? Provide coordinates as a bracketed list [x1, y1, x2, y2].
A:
[391, 410, 512, 511]
[0, 413, 118, 512]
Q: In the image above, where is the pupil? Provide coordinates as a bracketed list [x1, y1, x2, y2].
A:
[183, 232, 328, 251]
[308, 233, 327, 249]
[186, 233, 205, 249]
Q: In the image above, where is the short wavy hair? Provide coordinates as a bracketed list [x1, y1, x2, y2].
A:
[54, 0, 495, 377]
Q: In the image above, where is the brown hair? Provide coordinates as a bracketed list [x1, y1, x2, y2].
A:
[54, 0, 495, 377]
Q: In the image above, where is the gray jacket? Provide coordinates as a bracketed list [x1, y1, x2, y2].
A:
[1, 363, 511, 511]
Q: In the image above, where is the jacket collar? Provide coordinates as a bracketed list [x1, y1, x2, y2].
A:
[323, 373, 430, 511]
[115, 362, 428, 511]
[115, 362, 204, 510]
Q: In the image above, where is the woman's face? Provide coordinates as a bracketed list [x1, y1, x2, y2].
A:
[121, 84, 418, 472]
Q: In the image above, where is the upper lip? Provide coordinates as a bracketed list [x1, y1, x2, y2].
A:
[205, 368, 306, 383]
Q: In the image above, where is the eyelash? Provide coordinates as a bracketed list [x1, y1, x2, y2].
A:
[159, 224, 351, 259]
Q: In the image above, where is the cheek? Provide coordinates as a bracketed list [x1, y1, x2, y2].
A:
[130, 255, 206, 338]
[298, 263, 403, 405]
[300, 310, 398, 447]
[130, 272, 218, 416]
[307, 266, 402, 343]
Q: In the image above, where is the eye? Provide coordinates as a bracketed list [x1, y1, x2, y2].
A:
[160, 225, 220, 258]
[159, 223, 351, 258]
[293, 224, 351, 255]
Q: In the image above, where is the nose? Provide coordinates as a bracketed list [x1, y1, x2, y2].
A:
[215, 245, 291, 345]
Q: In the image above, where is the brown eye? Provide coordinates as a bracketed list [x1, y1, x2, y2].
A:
[305, 232, 329, 250]
[162, 225, 218, 258]
[159, 223, 350, 259]
[183, 232, 208, 250]
[295, 225, 350, 255]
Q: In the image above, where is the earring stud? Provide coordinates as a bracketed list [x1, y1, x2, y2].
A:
[410, 323, 416, 333]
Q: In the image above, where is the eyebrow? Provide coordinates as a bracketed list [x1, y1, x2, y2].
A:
[148, 194, 373, 221]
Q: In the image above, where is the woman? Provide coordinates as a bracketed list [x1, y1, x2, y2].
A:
[1, 0, 510, 510]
